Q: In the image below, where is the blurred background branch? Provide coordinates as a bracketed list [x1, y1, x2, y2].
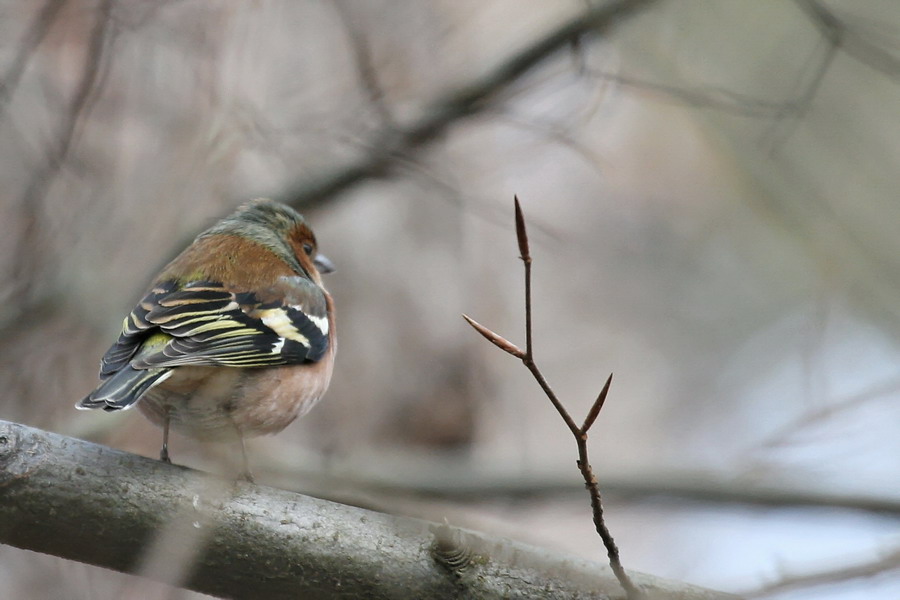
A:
[743, 545, 900, 598]
[0, 0, 63, 114]
[258, 461, 900, 517]
[273, 0, 657, 211]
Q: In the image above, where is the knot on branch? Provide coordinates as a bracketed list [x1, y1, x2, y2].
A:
[430, 522, 480, 577]
[0, 428, 14, 461]
[0, 422, 31, 484]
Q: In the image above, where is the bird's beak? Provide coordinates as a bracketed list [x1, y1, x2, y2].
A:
[314, 253, 336, 274]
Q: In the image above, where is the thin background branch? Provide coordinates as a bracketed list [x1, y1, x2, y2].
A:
[795, 0, 900, 82]
[258, 458, 900, 517]
[13, 0, 116, 302]
[0, 0, 64, 118]
[331, 0, 396, 127]
[743, 546, 900, 598]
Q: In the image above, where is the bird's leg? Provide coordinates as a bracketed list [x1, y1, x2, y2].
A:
[160, 408, 172, 463]
[238, 435, 254, 483]
[227, 400, 254, 482]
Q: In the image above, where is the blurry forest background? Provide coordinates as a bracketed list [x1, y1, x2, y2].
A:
[1, 0, 899, 598]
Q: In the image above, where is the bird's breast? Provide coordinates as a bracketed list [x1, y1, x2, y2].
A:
[138, 358, 333, 441]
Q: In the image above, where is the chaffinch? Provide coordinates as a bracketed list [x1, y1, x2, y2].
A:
[79, 199, 336, 473]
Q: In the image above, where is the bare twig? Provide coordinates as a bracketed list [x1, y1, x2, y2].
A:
[463, 196, 641, 599]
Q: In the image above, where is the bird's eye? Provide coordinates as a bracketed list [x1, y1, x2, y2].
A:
[302, 243, 314, 256]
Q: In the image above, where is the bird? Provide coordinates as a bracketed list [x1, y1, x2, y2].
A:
[79, 198, 336, 478]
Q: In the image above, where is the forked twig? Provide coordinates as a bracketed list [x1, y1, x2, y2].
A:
[463, 196, 641, 599]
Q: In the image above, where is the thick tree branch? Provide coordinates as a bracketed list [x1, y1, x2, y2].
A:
[0, 420, 738, 600]
[275, 0, 657, 211]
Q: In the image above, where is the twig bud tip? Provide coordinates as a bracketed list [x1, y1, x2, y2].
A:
[513, 196, 530, 262]
[581, 373, 613, 434]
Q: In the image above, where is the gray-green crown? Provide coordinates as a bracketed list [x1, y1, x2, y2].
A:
[201, 199, 309, 275]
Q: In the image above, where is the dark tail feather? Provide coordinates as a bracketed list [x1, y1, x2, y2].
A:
[78, 365, 172, 411]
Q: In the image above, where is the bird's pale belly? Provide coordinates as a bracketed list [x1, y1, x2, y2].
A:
[137, 364, 330, 441]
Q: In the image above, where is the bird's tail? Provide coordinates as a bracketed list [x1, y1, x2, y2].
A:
[78, 365, 172, 412]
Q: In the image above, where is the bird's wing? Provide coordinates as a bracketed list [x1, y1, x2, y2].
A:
[99, 277, 330, 375]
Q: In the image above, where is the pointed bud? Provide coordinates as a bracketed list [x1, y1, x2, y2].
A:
[514, 196, 531, 263]
[581, 373, 613, 434]
[462, 314, 526, 359]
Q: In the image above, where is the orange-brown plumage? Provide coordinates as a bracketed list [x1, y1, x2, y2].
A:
[159, 235, 299, 289]
[79, 199, 336, 472]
